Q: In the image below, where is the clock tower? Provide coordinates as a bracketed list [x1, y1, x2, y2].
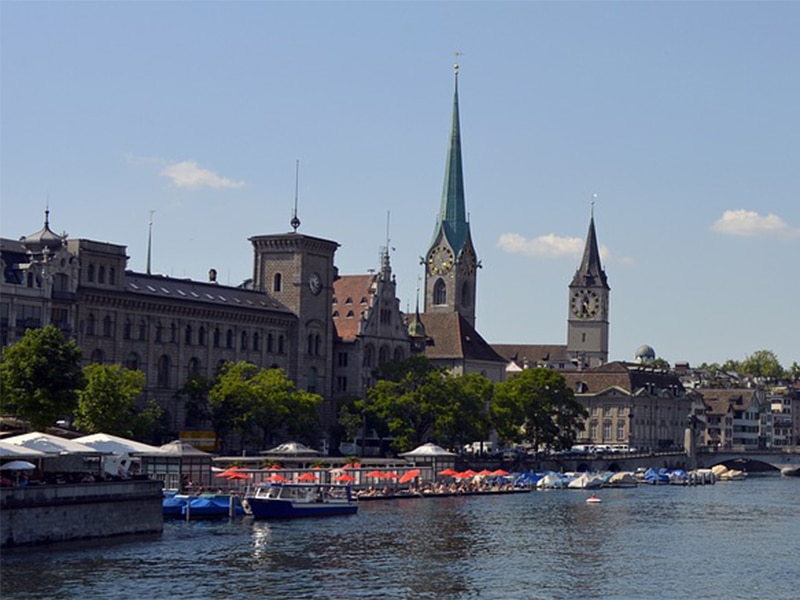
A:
[424, 62, 478, 327]
[567, 212, 610, 368]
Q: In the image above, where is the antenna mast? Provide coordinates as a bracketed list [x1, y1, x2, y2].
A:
[290, 159, 301, 233]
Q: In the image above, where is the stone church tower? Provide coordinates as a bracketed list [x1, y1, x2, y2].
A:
[567, 211, 610, 368]
[423, 63, 479, 328]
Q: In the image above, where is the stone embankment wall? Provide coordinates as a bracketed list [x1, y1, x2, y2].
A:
[0, 479, 163, 547]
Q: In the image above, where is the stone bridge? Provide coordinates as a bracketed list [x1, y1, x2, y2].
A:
[695, 448, 800, 473]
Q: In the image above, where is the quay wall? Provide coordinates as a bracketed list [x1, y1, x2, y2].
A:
[0, 479, 163, 548]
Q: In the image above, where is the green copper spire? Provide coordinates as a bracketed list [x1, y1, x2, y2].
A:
[434, 63, 469, 253]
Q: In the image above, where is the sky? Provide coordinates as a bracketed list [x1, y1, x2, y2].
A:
[1, 1, 798, 370]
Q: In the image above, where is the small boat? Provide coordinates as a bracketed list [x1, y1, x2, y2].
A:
[247, 483, 358, 519]
[586, 495, 602, 503]
[163, 493, 247, 518]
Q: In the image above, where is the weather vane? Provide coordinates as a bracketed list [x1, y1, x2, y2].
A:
[454, 50, 462, 74]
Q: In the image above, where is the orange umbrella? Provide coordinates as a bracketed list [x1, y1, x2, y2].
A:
[382, 472, 398, 480]
[491, 469, 510, 477]
[398, 469, 421, 484]
[266, 473, 288, 483]
[334, 473, 356, 482]
[437, 468, 457, 476]
[297, 472, 318, 482]
[477, 469, 493, 476]
[365, 470, 385, 478]
[226, 471, 253, 480]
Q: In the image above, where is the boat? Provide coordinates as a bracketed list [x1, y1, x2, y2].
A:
[586, 494, 602, 503]
[163, 492, 247, 518]
[247, 483, 358, 519]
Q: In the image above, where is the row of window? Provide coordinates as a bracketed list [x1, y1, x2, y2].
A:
[431, 279, 471, 306]
[86, 264, 117, 285]
[84, 315, 287, 353]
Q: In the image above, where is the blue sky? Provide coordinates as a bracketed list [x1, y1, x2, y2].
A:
[2, 1, 798, 370]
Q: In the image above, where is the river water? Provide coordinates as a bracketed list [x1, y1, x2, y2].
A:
[2, 476, 799, 599]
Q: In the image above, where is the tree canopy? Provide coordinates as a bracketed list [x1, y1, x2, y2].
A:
[491, 367, 587, 452]
[0, 325, 84, 430]
[74, 363, 146, 437]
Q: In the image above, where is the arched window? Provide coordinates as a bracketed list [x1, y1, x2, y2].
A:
[394, 347, 404, 362]
[90, 348, 104, 364]
[123, 319, 132, 340]
[86, 314, 96, 336]
[278, 335, 285, 354]
[157, 355, 171, 387]
[253, 332, 261, 351]
[241, 331, 248, 350]
[273, 273, 282, 292]
[363, 344, 374, 368]
[378, 345, 390, 365]
[109, 267, 116, 285]
[307, 334, 314, 355]
[267, 333, 273, 353]
[103, 315, 113, 337]
[226, 329, 233, 348]
[213, 328, 221, 348]
[170, 322, 177, 343]
[198, 326, 206, 346]
[87, 264, 95, 282]
[307, 367, 318, 394]
[125, 352, 139, 371]
[98, 265, 106, 284]
[433, 279, 447, 305]
[188, 357, 200, 376]
[185, 324, 193, 345]
[315, 334, 321, 356]
[155, 321, 163, 343]
[138, 319, 146, 341]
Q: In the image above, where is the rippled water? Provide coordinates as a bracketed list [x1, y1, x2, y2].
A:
[2, 477, 799, 599]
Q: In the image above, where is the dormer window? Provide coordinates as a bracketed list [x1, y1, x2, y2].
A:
[273, 273, 282, 292]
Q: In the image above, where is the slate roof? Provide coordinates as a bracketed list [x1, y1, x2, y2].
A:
[563, 361, 685, 395]
[492, 344, 570, 368]
[332, 274, 376, 342]
[124, 272, 293, 315]
[698, 389, 760, 413]
[419, 312, 506, 364]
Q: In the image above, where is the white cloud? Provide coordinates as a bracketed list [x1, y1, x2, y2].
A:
[711, 209, 798, 238]
[497, 232, 583, 259]
[159, 161, 244, 189]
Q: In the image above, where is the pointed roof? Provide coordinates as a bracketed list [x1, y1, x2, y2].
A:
[433, 65, 470, 254]
[20, 209, 66, 256]
[420, 312, 506, 364]
[571, 215, 609, 288]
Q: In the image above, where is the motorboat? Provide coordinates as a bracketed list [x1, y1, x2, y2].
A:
[247, 483, 358, 519]
[163, 492, 247, 518]
[586, 494, 602, 503]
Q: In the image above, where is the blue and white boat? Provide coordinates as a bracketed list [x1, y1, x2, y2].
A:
[163, 492, 247, 518]
[246, 483, 358, 519]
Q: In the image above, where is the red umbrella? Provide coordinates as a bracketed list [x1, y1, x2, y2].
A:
[491, 469, 510, 477]
[334, 473, 356, 483]
[398, 469, 421, 484]
[437, 468, 457, 476]
[382, 472, 398, 480]
[297, 472, 318, 482]
[226, 471, 253, 480]
[477, 469, 493, 476]
[266, 473, 288, 483]
[365, 470, 385, 478]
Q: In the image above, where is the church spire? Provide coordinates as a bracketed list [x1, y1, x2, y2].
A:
[434, 59, 469, 254]
[571, 213, 609, 289]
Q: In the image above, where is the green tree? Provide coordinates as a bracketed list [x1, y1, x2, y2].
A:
[74, 364, 146, 436]
[434, 372, 492, 451]
[131, 399, 170, 445]
[491, 367, 587, 452]
[650, 357, 670, 370]
[739, 350, 784, 380]
[788, 362, 800, 381]
[177, 373, 214, 427]
[0, 325, 84, 430]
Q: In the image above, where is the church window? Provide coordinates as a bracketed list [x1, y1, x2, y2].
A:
[364, 344, 374, 368]
[103, 315, 113, 337]
[273, 273, 282, 292]
[433, 279, 447, 305]
[378, 345, 389, 365]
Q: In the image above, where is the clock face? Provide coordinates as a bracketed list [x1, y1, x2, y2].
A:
[428, 246, 454, 275]
[460, 246, 476, 275]
[571, 289, 600, 319]
[308, 272, 322, 295]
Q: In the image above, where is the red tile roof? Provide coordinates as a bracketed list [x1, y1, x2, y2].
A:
[332, 275, 375, 341]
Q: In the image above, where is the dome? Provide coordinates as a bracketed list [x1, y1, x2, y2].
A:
[20, 210, 66, 256]
[635, 344, 656, 362]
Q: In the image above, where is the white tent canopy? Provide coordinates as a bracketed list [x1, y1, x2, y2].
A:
[262, 441, 320, 456]
[74, 433, 166, 456]
[0, 439, 51, 458]
[398, 443, 457, 457]
[158, 440, 212, 457]
[2, 432, 104, 455]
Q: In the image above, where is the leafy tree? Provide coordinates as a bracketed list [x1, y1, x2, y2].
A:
[131, 399, 170, 445]
[0, 325, 84, 430]
[650, 358, 670, 370]
[209, 362, 322, 452]
[74, 364, 146, 436]
[177, 373, 214, 428]
[739, 350, 784, 380]
[491, 367, 587, 452]
[434, 372, 492, 451]
[788, 362, 800, 381]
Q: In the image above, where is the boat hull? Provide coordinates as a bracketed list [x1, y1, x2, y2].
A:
[248, 497, 357, 519]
